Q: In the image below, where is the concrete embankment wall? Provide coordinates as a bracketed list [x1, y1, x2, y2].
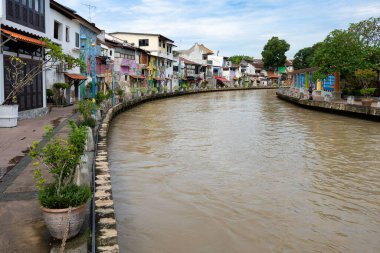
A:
[93, 87, 276, 253]
[276, 91, 380, 121]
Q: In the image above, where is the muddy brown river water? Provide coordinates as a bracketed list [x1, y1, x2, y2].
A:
[108, 90, 380, 253]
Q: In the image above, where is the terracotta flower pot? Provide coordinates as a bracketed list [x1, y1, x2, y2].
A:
[41, 203, 87, 240]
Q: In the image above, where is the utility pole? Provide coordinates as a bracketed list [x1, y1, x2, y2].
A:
[81, 3, 96, 22]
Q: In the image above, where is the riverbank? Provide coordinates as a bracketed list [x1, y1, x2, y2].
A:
[276, 88, 380, 121]
[94, 86, 276, 252]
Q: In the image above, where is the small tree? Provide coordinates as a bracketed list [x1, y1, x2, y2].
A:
[355, 69, 378, 97]
[2, 38, 83, 105]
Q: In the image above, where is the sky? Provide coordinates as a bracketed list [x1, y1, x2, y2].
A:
[56, 0, 380, 58]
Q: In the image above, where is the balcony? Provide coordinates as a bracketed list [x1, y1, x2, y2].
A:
[154, 50, 174, 61]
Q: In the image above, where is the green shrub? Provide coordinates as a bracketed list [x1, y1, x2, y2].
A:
[53, 83, 70, 90]
[360, 88, 377, 97]
[115, 87, 124, 97]
[151, 87, 158, 94]
[95, 91, 107, 105]
[38, 183, 91, 209]
[30, 122, 90, 209]
[68, 121, 87, 156]
[106, 90, 113, 99]
[78, 99, 95, 127]
[140, 87, 148, 95]
[46, 89, 54, 97]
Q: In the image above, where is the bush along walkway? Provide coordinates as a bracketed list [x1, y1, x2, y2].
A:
[0, 109, 95, 253]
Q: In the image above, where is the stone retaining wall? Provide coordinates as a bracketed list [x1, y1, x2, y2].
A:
[93, 87, 276, 252]
[276, 90, 380, 120]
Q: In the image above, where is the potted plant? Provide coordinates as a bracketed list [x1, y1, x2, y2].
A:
[78, 99, 96, 128]
[30, 122, 91, 240]
[355, 69, 378, 106]
[0, 39, 82, 128]
[151, 87, 158, 95]
[129, 87, 137, 98]
[140, 87, 148, 97]
[115, 87, 125, 103]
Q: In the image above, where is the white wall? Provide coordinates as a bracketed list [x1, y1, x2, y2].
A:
[112, 33, 159, 53]
[208, 55, 223, 67]
[46, 8, 81, 90]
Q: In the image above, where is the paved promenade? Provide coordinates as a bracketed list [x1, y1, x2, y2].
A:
[0, 106, 83, 253]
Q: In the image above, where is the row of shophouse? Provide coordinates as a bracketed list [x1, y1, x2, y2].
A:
[0, 0, 292, 118]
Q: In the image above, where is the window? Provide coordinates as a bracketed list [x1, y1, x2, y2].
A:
[110, 50, 113, 56]
[54, 21, 61, 40]
[139, 39, 149, 47]
[65, 26, 70, 42]
[203, 55, 207, 60]
[34, 0, 38, 11]
[159, 40, 162, 47]
[75, 33, 79, 47]
[163, 42, 165, 48]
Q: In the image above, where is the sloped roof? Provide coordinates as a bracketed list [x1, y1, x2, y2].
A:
[198, 44, 214, 55]
[1, 28, 45, 46]
[179, 57, 201, 66]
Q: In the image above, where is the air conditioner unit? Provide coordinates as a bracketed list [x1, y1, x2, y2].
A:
[122, 42, 128, 47]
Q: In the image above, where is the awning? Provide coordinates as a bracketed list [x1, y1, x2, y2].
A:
[165, 77, 172, 80]
[130, 75, 145, 79]
[65, 73, 87, 80]
[233, 77, 239, 80]
[1, 28, 45, 46]
[215, 76, 229, 82]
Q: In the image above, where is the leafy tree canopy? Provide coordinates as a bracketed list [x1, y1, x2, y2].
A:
[228, 55, 254, 65]
[312, 17, 380, 78]
[261, 36, 290, 70]
[293, 43, 322, 70]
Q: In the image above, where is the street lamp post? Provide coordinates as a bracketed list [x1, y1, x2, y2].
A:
[91, 42, 96, 118]
[106, 58, 115, 105]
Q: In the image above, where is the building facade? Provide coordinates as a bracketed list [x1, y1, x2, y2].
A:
[1, 0, 49, 117]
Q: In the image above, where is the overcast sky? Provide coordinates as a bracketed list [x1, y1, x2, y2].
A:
[57, 0, 380, 58]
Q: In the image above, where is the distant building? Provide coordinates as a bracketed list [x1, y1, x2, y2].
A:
[110, 32, 175, 90]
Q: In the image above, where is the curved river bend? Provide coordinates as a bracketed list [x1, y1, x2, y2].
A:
[108, 90, 380, 253]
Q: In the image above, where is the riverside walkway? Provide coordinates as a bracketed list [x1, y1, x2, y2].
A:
[0, 106, 83, 253]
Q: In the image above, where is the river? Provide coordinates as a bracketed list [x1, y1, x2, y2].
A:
[108, 90, 380, 253]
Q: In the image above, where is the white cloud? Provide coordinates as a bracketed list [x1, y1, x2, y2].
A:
[56, 0, 380, 58]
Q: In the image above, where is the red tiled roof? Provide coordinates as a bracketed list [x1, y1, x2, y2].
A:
[215, 76, 229, 82]
[64, 73, 87, 80]
[267, 71, 279, 79]
[1, 28, 45, 46]
[130, 75, 145, 79]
